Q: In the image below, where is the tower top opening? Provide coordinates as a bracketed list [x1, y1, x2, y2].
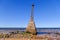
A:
[32, 4, 34, 6]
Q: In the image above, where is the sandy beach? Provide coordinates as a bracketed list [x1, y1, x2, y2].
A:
[0, 34, 60, 40]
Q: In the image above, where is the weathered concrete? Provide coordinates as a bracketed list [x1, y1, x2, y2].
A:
[26, 4, 37, 35]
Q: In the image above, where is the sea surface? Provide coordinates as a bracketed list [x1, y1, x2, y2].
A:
[0, 28, 60, 34]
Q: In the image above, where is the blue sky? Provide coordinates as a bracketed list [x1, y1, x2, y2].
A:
[0, 0, 60, 28]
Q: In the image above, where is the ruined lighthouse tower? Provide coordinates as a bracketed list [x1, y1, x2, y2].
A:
[26, 4, 37, 35]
